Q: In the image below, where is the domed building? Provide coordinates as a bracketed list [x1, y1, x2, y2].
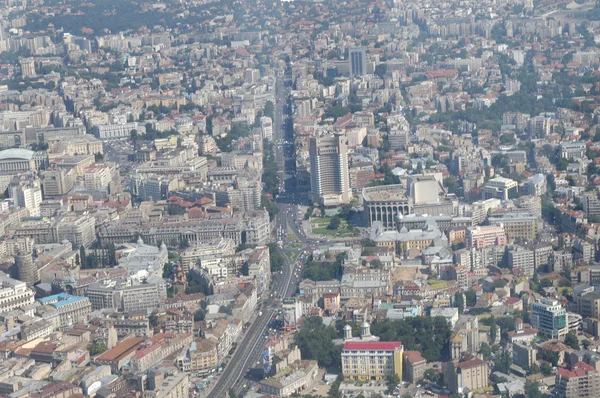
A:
[0, 148, 48, 174]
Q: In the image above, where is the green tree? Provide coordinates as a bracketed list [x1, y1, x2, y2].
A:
[194, 308, 205, 321]
[263, 100, 274, 119]
[90, 343, 108, 355]
[564, 331, 580, 350]
[500, 133, 516, 145]
[79, 246, 88, 269]
[327, 216, 341, 230]
[489, 316, 498, 343]
[479, 342, 492, 360]
[465, 289, 477, 307]
[556, 157, 569, 171]
[296, 317, 342, 368]
[444, 176, 459, 194]
[387, 373, 400, 394]
[454, 291, 464, 314]
[493, 349, 512, 373]
[541, 362, 552, 376]
[371, 317, 452, 362]
[524, 381, 545, 398]
[268, 243, 285, 272]
[130, 129, 138, 143]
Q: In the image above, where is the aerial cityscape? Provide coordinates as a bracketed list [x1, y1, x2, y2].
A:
[2, 0, 600, 397]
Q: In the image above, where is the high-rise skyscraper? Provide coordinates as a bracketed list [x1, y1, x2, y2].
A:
[16, 250, 38, 286]
[349, 48, 367, 76]
[309, 135, 350, 206]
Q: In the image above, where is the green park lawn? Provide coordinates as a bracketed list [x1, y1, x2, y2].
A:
[310, 217, 357, 237]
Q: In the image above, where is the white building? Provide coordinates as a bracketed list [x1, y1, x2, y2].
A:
[260, 116, 273, 141]
[9, 177, 42, 217]
[0, 274, 35, 314]
[95, 122, 146, 139]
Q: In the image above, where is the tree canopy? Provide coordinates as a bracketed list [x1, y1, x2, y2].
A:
[296, 317, 342, 368]
[370, 317, 451, 362]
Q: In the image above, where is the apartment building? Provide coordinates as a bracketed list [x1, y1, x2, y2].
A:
[342, 341, 404, 381]
[130, 333, 193, 373]
[0, 274, 35, 314]
[508, 246, 535, 277]
[488, 213, 539, 241]
[555, 361, 600, 398]
[84, 163, 119, 191]
[572, 285, 600, 320]
[523, 174, 547, 196]
[444, 358, 489, 394]
[41, 169, 74, 198]
[146, 370, 189, 398]
[175, 340, 218, 375]
[55, 214, 96, 248]
[467, 225, 507, 249]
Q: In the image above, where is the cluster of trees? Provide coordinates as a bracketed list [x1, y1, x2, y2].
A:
[296, 317, 342, 368]
[214, 123, 251, 152]
[453, 291, 465, 313]
[185, 272, 213, 295]
[370, 317, 451, 362]
[167, 204, 187, 215]
[367, 164, 400, 187]
[260, 194, 280, 221]
[90, 343, 108, 355]
[263, 101, 274, 119]
[77, 244, 117, 269]
[193, 308, 205, 321]
[303, 252, 344, 281]
[129, 126, 177, 143]
[268, 243, 284, 272]
[427, 92, 553, 135]
[326, 216, 342, 230]
[27, 0, 200, 35]
[262, 141, 279, 197]
[219, 303, 234, 315]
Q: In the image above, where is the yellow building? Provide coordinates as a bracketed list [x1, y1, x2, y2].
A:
[342, 340, 403, 381]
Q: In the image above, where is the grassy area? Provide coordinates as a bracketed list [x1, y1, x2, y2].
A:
[289, 251, 300, 263]
[310, 217, 356, 237]
[428, 280, 448, 289]
[287, 243, 304, 250]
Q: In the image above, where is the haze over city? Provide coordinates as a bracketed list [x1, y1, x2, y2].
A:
[1, 0, 600, 397]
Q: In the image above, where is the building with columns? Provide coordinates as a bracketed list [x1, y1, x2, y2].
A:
[362, 184, 412, 228]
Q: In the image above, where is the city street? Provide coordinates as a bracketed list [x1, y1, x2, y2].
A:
[207, 73, 302, 398]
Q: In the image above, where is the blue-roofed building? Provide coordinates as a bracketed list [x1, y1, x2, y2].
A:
[37, 293, 91, 328]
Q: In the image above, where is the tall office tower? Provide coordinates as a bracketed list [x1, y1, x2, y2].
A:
[16, 250, 37, 286]
[349, 48, 367, 76]
[309, 135, 350, 206]
[20, 58, 36, 78]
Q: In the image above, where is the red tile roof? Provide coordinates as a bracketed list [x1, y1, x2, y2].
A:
[557, 362, 597, 378]
[343, 341, 402, 351]
[404, 350, 426, 363]
[456, 358, 485, 369]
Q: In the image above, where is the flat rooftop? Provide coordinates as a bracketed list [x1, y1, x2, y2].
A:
[362, 184, 408, 202]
